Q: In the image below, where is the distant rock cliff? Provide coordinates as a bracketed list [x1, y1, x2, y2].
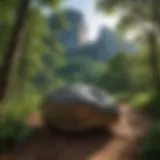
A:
[49, 9, 88, 50]
[49, 9, 136, 61]
[93, 27, 136, 60]
[39, 9, 137, 85]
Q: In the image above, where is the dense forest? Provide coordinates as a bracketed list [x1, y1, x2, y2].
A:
[0, 0, 160, 159]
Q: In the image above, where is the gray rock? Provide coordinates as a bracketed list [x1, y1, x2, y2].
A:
[41, 83, 119, 132]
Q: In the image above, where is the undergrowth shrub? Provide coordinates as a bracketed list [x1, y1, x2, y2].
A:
[130, 92, 152, 111]
[114, 92, 134, 103]
[116, 91, 160, 119]
[0, 116, 33, 152]
[140, 123, 160, 160]
[143, 93, 160, 119]
[0, 94, 42, 152]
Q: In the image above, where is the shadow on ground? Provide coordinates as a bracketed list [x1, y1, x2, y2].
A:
[0, 105, 150, 160]
[0, 128, 110, 160]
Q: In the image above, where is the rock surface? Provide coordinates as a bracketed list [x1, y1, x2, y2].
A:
[41, 84, 119, 132]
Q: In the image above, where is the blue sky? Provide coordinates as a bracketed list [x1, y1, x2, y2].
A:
[61, 0, 119, 40]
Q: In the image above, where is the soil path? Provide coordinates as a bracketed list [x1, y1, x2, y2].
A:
[0, 104, 150, 160]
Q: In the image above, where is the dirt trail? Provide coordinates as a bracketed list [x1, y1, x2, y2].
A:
[0, 105, 150, 160]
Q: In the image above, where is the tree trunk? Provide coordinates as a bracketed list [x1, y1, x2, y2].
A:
[0, 0, 30, 102]
[148, 0, 160, 92]
[17, 25, 30, 97]
[148, 30, 160, 91]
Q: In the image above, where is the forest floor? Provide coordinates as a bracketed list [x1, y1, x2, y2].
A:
[0, 104, 151, 160]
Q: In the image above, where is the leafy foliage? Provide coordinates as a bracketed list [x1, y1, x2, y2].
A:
[0, 93, 41, 151]
[0, 0, 64, 150]
[142, 93, 160, 118]
[56, 56, 106, 84]
[140, 123, 160, 160]
[98, 0, 160, 93]
[0, 118, 32, 152]
[98, 51, 156, 116]
[99, 52, 133, 92]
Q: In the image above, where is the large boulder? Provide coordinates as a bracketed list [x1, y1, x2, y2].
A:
[41, 83, 120, 133]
